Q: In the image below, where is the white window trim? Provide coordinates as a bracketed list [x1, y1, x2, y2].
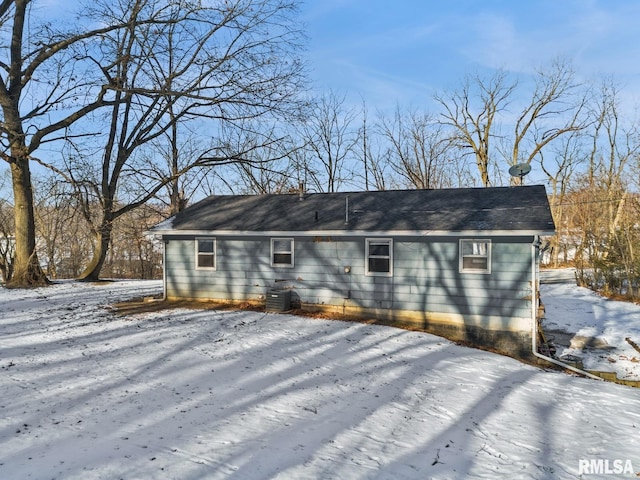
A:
[459, 239, 491, 274]
[271, 237, 294, 268]
[195, 237, 216, 270]
[366, 238, 393, 277]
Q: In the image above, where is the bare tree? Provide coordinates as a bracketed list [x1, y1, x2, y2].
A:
[0, 170, 12, 282]
[355, 102, 392, 191]
[539, 130, 587, 266]
[585, 81, 636, 189]
[435, 60, 588, 187]
[301, 91, 360, 193]
[210, 120, 304, 195]
[50, 0, 306, 280]
[435, 70, 515, 186]
[32, 179, 164, 280]
[378, 106, 454, 189]
[571, 80, 640, 295]
[0, 0, 128, 286]
[33, 177, 82, 278]
[505, 60, 588, 184]
[101, 204, 164, 280]
[228, 150, 294, 194]
[0, 198, 13, 283]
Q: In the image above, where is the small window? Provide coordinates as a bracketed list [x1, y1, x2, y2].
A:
[196, 238, 216, 269]
[271, 238, 294, 267]
[366, 238, 392, 276]
[459, 239, 491, 274]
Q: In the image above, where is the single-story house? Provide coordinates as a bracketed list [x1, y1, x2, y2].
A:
[150, 185, 555, 358]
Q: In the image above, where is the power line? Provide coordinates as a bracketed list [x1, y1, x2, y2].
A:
[550, 197, 634, 208]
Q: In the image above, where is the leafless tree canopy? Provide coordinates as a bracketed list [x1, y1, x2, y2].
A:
[0, 0, 308, 284]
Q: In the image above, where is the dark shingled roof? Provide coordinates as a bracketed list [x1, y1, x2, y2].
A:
[155, 185, 555, 234]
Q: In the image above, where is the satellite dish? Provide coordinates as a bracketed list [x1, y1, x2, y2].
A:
[508, 163, 531, 181]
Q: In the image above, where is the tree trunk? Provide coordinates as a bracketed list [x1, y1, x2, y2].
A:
[169, 178, 187, 215]
[78, 217, 113, 281]
[6, 157, 48, 287]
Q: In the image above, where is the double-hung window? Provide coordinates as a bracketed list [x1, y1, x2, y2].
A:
[459, 239, 491, 274]
[366, 238, 393, 276]
[271, 238, 294, 267]
[196, 238, 216, 269]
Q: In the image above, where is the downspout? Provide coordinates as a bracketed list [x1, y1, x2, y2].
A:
[162, 237, 167, 301]
[530, 237, 603, 381]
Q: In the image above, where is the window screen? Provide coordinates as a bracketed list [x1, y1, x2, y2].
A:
[272, 238, 294, 267]
[459, 239, 491, 273]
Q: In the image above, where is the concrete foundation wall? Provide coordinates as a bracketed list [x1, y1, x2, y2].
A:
[301, 302, 534, 360]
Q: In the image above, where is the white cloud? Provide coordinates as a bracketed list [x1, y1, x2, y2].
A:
[301, 0, 640, 110]
[458, 1, 640, 80]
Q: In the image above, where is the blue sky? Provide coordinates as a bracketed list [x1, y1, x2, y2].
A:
[300, 0, 640, 110]
[38, 0, 640, 110]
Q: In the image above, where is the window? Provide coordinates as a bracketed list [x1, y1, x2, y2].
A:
[196, 238, 216, 269]
[366, 238, 392, 276]
[271, 238, 294, 267]
[459, 239, 491, 273]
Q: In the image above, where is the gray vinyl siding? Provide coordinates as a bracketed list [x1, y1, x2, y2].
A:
[164, 234, 534, 321]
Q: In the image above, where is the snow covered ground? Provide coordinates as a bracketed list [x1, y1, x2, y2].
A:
[541, 269, 640, 381]
[0, 278, 639, 479]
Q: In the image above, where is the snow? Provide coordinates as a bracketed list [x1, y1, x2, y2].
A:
[541, 270, 640, 381]
[149, 216, 174, 233]
[1, 277, 639, 479]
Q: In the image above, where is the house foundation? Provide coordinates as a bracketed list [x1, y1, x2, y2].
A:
[301, 302, 535, 361]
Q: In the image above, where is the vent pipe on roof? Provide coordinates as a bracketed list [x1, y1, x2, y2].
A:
[345, 195, 349, 224]
[298, 182, 304, 201]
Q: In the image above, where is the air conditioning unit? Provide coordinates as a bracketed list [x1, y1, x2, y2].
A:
[265, 289, 291, 312]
